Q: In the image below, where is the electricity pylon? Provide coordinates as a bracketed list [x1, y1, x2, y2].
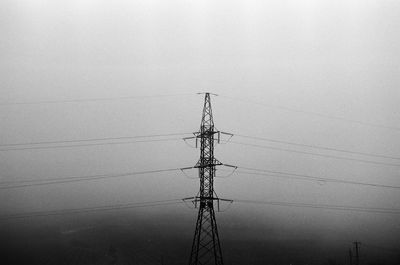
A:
[185, 92, 230, 265]
[349, 248, 353, 265]
[353, 241, 361, 265]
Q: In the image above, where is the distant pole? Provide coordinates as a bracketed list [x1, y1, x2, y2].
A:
[349, 248, 353, 265]
[353, 241, 361, 265]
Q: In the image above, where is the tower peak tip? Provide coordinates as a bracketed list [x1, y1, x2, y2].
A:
[197, 92, 218, 96]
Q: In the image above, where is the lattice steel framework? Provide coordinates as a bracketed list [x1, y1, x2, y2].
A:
[188, 93, 224, 265]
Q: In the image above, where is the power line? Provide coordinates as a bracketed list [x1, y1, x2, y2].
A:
[234, 166, 400, 190]
[0, 93, 194, 106]
[233, 133, 400, 161]
[233, 199, 400, 215]
[0, 167, 184, 189]
[228, 141, 400, 167]
[0, 199, 184, 221]
[0, 132, 192, 147]
[0, 137, 185, 152]
[363, 243, 400, 253]
[219, 95, 400, 132]
[3, 197, 400, 222]
[353, 241, 361, 265]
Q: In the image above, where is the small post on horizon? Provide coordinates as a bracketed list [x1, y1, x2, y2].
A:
[354, 241, 361, 265]
[349, 248, 353, 265]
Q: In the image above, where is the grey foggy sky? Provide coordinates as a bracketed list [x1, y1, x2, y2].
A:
[1, 0, 400, 264]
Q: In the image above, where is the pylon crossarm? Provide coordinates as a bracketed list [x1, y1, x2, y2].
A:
[219, 198, 233, 203]
[221, 164, 237, 169]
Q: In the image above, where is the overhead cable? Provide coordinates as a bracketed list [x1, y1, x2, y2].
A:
[234, 133, 400, 161]
[229, 141, 400, 167]
[235, 166, 400, 190]
[234, 199, 400, 215]
[0, 132, 192, 148]
[0, 199, 184, 221]
[0, 167, 184, 189]
[0, 93, 194, 106]
[219, 94, 400, 132]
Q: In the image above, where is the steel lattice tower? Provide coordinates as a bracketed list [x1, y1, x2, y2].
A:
[188, 93, 224, 265]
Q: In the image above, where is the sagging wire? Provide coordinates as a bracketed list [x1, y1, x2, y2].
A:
[180, 167, 198, 180]
[182, 136, 197, 149]
[215, 195, 234, 212]
[182, 194, 200, 210]
[216, 164, 238, 178]
[219, 132, 234, 145]
[218, 199, 234, 213]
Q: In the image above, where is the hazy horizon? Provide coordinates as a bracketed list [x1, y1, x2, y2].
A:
[1, 0, 400, 264]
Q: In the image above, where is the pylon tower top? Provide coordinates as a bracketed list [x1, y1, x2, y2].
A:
[200, 93, 214, 129]
[188, 92, 225, 265]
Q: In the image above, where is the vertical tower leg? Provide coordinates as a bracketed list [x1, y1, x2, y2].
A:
[189, 205, 223, 265]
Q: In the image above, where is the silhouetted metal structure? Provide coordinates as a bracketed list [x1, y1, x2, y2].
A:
[349, 248, 353, 265]
[187, 93, 225, 265]
[354, 241, 361, 265]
